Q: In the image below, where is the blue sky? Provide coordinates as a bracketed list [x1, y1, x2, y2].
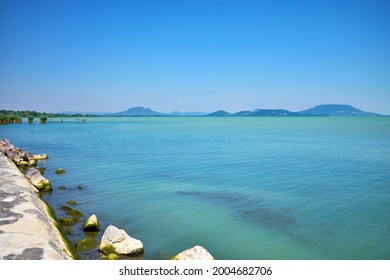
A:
[1, 0, 389, 114]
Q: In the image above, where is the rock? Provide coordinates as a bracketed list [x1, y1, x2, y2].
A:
[171, 246, 215, 260]
[42, 185, 53, 193]
[76, 237, 98, 253]
[17, 160, 28, 166]
[0, 139, 14, 154]
[6, 150, 18, 160]
[83, 214, 101, 232]
[13, 154, 24, 164]
[55, 168, 65, 174]
[67, 200, 77, 205]
[60, 205, 84, 217]
[66, 208, 84, 217]
[61, 205, 73, 211]
[27, 159, 37, 166]
[34, 154, 48, 160]
[107, 253, 119, 260]
[58, 186, 66, 190]
[25, 167, 51, 190]
[24, 152, 35, 160]
[99, 225, 143, 256]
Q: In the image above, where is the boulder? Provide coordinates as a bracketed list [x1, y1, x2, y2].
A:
[13, 154, 24, 164]
[24, 152, 35, 160]
[25, 167, 51, 190]
[34, 154, 48, 160]
[99, 225, 143, 256]
[6, 149, 18, 160]
[17, 160, 28, 166]
[106, 253, 119, 260]
[83, 214, 101, 232]
[171, 246, 215, 260]
[27, 159, 37, 166]
[0, 139, 14, 154]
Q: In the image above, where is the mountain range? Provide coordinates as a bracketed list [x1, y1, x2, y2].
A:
[107, 104, 382, 117]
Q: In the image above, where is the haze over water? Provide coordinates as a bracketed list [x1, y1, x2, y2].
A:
[1, 116, 389, 259]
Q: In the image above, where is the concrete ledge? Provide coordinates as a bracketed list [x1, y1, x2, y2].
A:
[0, 154, 72, 260]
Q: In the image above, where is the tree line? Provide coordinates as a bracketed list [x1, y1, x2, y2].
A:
[0, 110, 98, 124]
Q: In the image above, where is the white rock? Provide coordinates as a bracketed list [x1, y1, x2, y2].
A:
[172, 245, 215, 260]
[99, 225, 143, 255]
[34, 154, 48, 160]
[25, 167, 51, 190]
[83, 214, 100, 232]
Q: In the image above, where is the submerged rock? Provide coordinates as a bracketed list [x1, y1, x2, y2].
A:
[61, 205, 73, 212]
[55, 168, 65, 174]
[67, 200, 77, 205]
[77, 237, 98, 253]
[83, 214, 101, 232]
[59, 217, 81, 226]
[66, 208, 84, 217]
[171, 246, 215, 260]
[99, 225, 143, 256]
[25, 167, 51, 191]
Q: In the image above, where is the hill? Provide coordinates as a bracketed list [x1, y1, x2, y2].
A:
[111, 107, 166, 116]
[298, 104, 381, 116]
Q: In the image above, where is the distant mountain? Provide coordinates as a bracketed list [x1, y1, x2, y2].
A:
[208, 109, 298, 117]
[206, 104, 382, 117]
[168, 111, 208, 116]
[111, 107, 166, 116]
[207, 110, 232, 117]
[68, 104, 382, 117]
[298, 104, 381, 116]
[251, 109, 299, 116]
[232, 111, 253, 116]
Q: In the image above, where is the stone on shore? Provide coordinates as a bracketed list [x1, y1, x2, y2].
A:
[107, 253, 119, 260]
[25, 167, 51, 191]
[171, 246, 215, 260]
[34, 154, 48, 160]
[83, 214, 101, 232]
[0, 139, 14, 154]
[27, 159, 37, 167]
[99, 225, 143, 256]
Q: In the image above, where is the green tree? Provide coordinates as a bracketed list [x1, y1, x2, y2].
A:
[15, 115, 22, 123]
[40, 116, 48, 124]
[28, 116, 34, 124]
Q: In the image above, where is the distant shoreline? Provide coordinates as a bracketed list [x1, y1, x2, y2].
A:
[0, 105, 387, 122]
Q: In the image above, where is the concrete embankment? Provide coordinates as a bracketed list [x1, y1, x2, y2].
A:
[0, 153, 72, 260]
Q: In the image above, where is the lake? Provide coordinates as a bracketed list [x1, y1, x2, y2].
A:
[1, 117, 389, 259]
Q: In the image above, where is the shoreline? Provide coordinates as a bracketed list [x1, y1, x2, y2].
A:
[0, 153, 74, 259]
[0, 139, 214, 260]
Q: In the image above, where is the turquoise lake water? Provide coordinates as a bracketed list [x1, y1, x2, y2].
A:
[1, 117, 390, 259]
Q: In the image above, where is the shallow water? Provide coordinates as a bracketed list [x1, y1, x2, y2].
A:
[1, 117, 389, 259]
